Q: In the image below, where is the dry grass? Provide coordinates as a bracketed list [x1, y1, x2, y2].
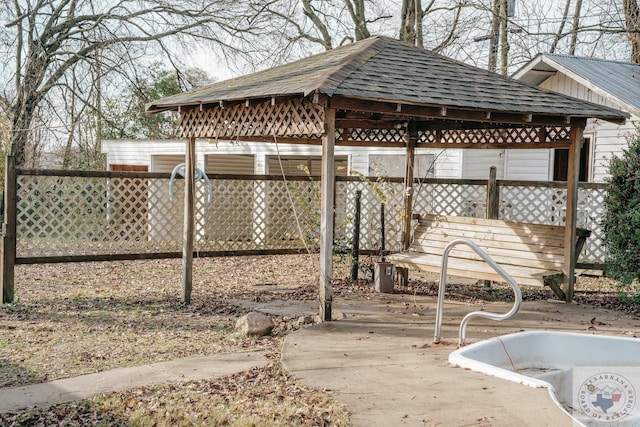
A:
[1, 364, 350, 426]
[0, 255, 351, 426]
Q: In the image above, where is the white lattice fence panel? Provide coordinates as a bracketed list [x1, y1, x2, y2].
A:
[576, 187, 607, 264]
[153, 178, 326, 252]
[498, 185, 606, 265]
[382, 185, 405, 252]
[16, 176, 187, 257]
[411, 184, 434, 215]
[197, 180, 256, 251]
[334, 181, 357, 251]
[147, 179, 183, 251]
[498, 186, 565, 225]
[262, 180, 321, 250]
[107, 177, 149, 246]
[413, 183, 486, 217]
[17, 176, 108, 256]
[15, 173, 608, 265]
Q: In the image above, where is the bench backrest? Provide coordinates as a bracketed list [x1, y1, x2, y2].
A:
[411, 215, 571, 271]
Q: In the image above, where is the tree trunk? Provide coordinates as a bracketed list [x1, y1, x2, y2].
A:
[9, 28, 47, 167]
[62, 69, 76, 170]
[95, 49, 103, 161]
[499, 0, 509, 75]
[623, 0, 640, 63]
[569, 0, 583, 55]
[415, 0, 424, 47]
[10, 95, 38, 167]
[302, 0, 333, 49]
[399, 0, 417, 44]
[488, 0, 500, 72]
[354, 0, 370, 40]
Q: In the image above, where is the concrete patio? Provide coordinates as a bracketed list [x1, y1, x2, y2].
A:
[281, 290, 640, 426]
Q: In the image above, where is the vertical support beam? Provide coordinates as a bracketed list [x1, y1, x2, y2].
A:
[319, 108, 336, 321]
[484, 166, 499, 288]
[402, 124, 417, 250]
[563, 119, 585, 303]
[486, 166, 499, 219]
[2, 156, 16, 304]
[182, 137, 196, 304]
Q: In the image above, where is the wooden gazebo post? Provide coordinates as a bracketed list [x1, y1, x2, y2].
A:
[403, 125, 417, 250]
[182, 136, 196, 304]
[563, 118, 586, 303]
[1, 155, 16, 304]
[319, 108, 336, 321]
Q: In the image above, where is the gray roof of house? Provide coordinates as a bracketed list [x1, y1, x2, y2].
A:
[147, 36, 627, 123]
[513, 53, 640, 112]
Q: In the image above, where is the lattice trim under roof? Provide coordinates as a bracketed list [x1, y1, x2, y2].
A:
[179, 98, 324, 139]
[418, 126, 572, 146]
[178, 95, 573, 148]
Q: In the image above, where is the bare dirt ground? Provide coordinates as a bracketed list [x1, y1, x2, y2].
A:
[0, 254, 638, 425]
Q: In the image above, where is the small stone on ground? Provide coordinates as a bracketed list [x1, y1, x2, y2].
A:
[235, 311, 275, 337]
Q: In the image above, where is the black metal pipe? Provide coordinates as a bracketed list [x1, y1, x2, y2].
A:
[350, 190, 361, 281]
[380, 202, 385, 262]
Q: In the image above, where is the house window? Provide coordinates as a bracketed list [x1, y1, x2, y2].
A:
[553, 138, 590, 182]
[368, 154, 435, 178]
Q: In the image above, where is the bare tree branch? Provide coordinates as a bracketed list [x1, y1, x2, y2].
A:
[344, 0, 370, 40]
[432, 3, 464, 53]
[4, 0, 254, 165]
[550, 0, 571, 53]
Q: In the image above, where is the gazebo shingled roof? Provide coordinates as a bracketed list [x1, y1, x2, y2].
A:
[147, 36, 626, 124]
[146, 36, 628, 319]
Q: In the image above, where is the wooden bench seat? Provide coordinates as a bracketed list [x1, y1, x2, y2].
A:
[387, 214, 590, 299]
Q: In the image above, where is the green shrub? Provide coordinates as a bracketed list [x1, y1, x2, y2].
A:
[603, 133, 640, 301]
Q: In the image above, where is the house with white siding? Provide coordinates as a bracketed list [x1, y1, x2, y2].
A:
[459, 54, 640, 183]
[101, 138, 462, 179]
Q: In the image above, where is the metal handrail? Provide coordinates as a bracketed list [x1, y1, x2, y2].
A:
[433, 238, 522, 346]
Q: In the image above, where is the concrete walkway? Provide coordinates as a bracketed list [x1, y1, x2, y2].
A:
[0, 351, 268, 413]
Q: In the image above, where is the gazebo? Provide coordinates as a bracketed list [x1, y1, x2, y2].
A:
[146, 36, 627, 319]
